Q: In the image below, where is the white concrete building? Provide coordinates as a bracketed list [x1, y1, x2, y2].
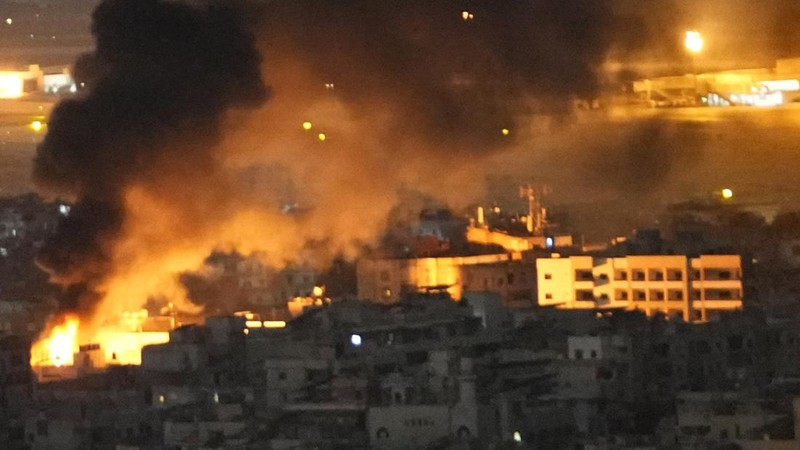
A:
[537, 255, 743, 322]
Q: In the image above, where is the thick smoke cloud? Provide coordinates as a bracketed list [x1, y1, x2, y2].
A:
[258, 0, 612, 150]
[33, 0, 617, 321]
[34, 0, 267, 314]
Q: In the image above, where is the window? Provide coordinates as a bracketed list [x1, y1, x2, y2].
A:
[545, 293, 553, 300]
[278, 372, 287, 381]
[719, 270, 731, 280]
[507, 273, 515, 285]
[648, 270, 664, 281]
[632, 270, 645, 281]
[377, 427, 389, 439]
[576, 290, 594, 301]
[590, 350, 597, 359]
[544, 273, 552, 280]
[634, 290, 646, 301]
[36, 420, 47, 437]
[614, 270, 628, 281]
[575, 270, 593, 281]
[574, 350, 584, 360]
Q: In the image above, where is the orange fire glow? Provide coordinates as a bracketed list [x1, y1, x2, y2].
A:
[31, 314, 79, 367]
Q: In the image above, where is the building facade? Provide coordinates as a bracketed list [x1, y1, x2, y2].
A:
[537, 255, 743, 322]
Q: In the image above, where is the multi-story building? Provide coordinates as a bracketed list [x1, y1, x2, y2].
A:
[537, 255, 743, 322]
[357, 253, 535, 306]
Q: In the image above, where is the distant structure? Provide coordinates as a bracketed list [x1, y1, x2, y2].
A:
[0, 64, 74, 98]
[634, 57, 800, 107]
[467, 185, 573, 252]
[537, 254, 743, 322]
[357, 252, 535, 307]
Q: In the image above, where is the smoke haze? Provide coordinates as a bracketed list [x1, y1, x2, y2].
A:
[33, 0, 623, 322]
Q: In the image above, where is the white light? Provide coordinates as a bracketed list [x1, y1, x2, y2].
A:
[5, 18, 12, 26]
[513, 431, 522, 443]
[213, 392, 219, 404]
[760, 80, 800, 92]
[59, 204, 71, 216]
[0, 248, 7, 257]
[350, 334, 362, 347]
[684, 30, 703, 54]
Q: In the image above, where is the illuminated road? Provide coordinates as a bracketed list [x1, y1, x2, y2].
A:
[0, 98, 54, 196]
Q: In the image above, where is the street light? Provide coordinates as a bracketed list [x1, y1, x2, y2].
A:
[684, 30, 704, 54]
[684, 30, 704, 104]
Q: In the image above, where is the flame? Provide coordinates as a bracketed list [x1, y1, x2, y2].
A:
[31, 314, 79, 367]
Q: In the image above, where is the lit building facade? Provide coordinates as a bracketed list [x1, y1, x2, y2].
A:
[357, 253, 533, 305]
[536, 255, 742, 322]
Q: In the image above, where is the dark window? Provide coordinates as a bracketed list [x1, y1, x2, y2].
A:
[377, 427, 389, 439]
[544, 273, 552, 280]
[596, 367, 614, 380]
[36, 420, 47, 437]
[507, 273, 515, 285]
[728, 335, 743, 351]
[574, 350, 584, 360]
[590, 350, 597, 359]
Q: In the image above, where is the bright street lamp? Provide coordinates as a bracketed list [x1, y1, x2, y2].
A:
[684, 30, 704, 54]
[685, 30, 704, 103]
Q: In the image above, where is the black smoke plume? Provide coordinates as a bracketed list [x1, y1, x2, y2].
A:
[33, 0, 267, 314]
[33, 0, 618, 316]
[259, 0, 613, 150]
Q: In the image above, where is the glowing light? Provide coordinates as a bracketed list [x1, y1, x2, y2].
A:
[513, 431, 522, 443]
[721, 188, 733, 199]
[461, 11, 474, 21]
[32, 314, 80, 367]
[30, 120, 43, 132]
[0, 73, 24, 99]
[501, 128, 510, 136]
[760, 80, 800, 92]
[5, 18, 12, 25]
[350, 334, 362, 347]
[302, 121, 312, 130]
[685, 30, 703, 54]
[245, 320, 262, 328]
[318, 132, 326, 141]
[312, 285, 324, 297]
[263, 320, 286, 328]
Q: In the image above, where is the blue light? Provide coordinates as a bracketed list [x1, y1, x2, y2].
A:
[545, 237, 554, 248]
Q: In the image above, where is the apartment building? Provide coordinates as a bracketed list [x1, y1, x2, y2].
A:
[537, 255, 742, 322]
[357, 253, 532, 304]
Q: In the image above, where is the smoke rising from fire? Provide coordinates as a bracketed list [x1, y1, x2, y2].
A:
[33, 0, 617, 321]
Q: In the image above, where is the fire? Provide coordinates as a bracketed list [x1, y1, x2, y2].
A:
[31, 314, 80, 367]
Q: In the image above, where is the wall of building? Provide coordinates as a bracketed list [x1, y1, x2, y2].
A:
[536, 255, 742, 322]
